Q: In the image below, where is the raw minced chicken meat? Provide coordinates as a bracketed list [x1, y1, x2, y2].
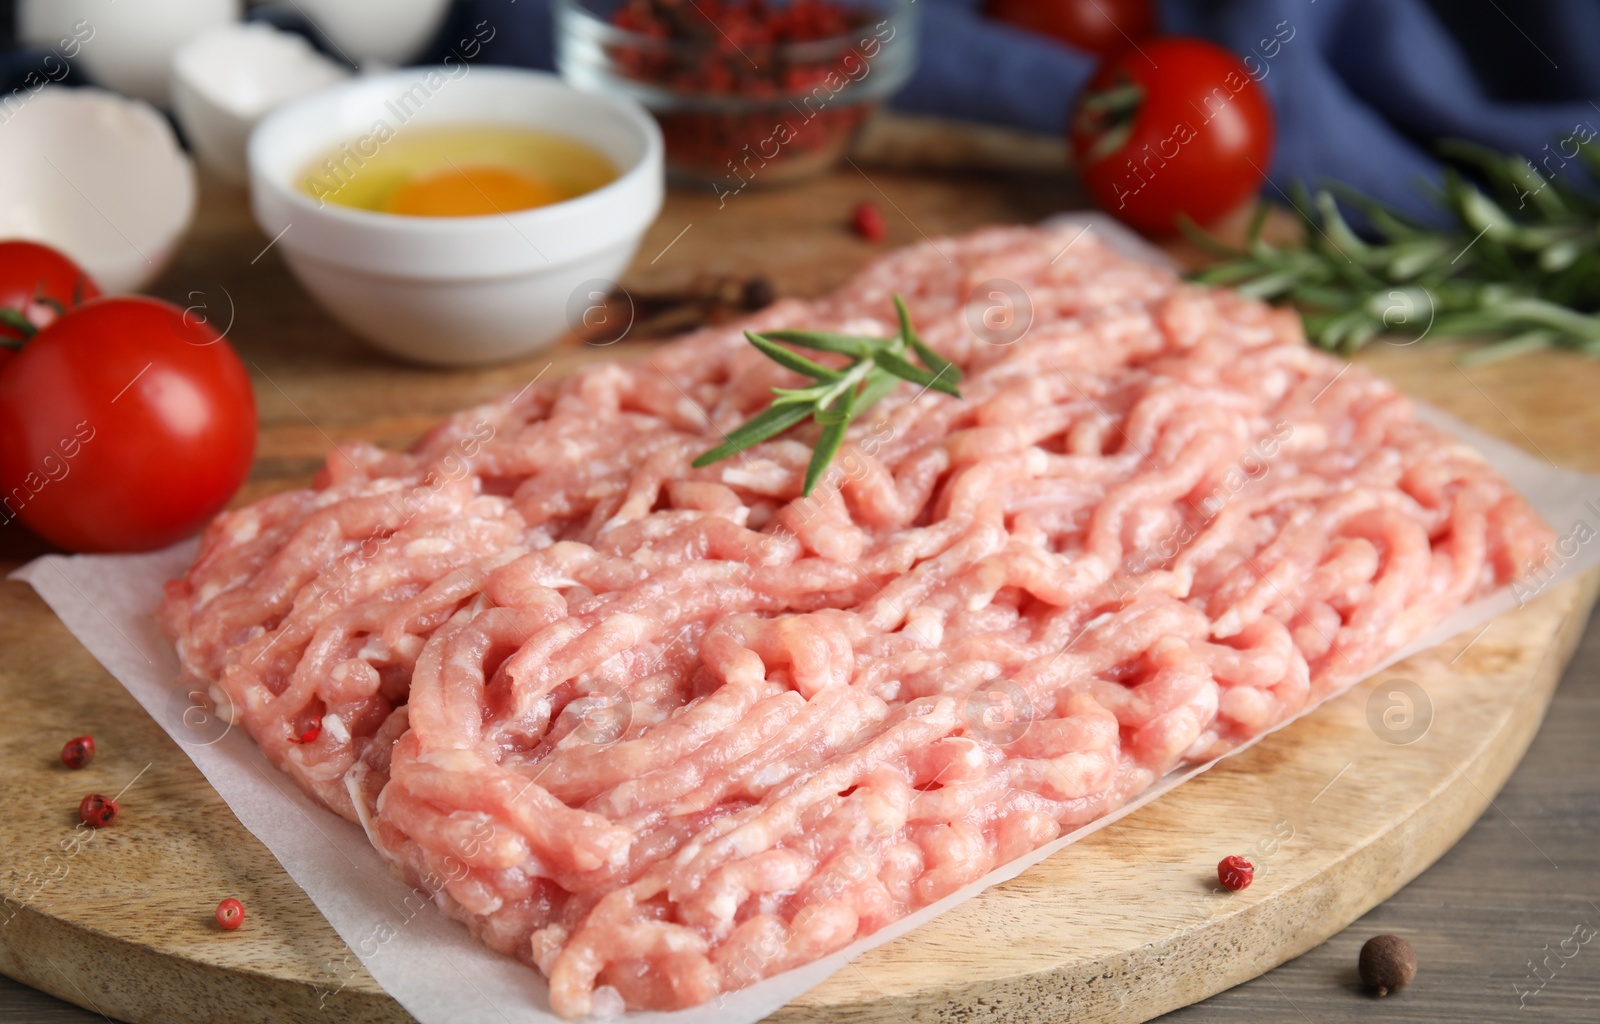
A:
[161, 224, 1549, 1017]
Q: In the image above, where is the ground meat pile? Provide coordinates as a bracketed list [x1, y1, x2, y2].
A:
[162, 225, 1549, 1017]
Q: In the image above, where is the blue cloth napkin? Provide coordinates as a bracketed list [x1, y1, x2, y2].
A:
[443, 0, 1600, 222]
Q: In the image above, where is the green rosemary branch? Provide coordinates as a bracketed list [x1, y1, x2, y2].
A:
[1182, 138, 1600, 363]
[692, 295, 961, 495]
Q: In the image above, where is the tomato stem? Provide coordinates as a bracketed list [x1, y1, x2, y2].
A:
[1074, 76, 1145, 165]
[0, 309, 36, 342]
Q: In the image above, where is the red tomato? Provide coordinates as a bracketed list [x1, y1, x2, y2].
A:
[0, 297, 256, 553]
[986, 0, 1155, 56]
[1070, 37, 1275, 235]
[0, 241, 101, 370]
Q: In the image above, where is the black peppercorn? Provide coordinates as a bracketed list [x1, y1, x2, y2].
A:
[1359, 934, 1416, 996]
[742, 277, 776, 310]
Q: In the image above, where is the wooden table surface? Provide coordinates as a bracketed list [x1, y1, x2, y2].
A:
[3, 114, 1598, 1022]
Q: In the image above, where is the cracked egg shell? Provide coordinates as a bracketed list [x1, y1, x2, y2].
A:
[0, 86, 196, 293]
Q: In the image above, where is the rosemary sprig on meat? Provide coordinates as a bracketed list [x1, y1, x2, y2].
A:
[693, 295, 961, 495]
[1182, 138, 1600, 363]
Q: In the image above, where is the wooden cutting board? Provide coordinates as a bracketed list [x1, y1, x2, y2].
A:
[4, 114, 1599, 1024]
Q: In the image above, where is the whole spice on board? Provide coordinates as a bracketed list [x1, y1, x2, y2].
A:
[78, 793, 118, 827]
[60, 735, 95, 769]
[215, 897, 246, 930]
[1217, 854, 1254, 891]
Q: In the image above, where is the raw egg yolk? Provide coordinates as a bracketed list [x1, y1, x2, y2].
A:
[385, 165, 566, 217]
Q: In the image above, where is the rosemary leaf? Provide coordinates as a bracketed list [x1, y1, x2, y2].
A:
[872, 348, 961, 396]
[1246, 201, 1272, 246]
[760, 330, 875, 357]
[744, 331, 843, 381]
[691, 401, 814, 467]
[852, 367, 902, 417]
[1314, 192, 1371, 258]
[805, 385, 857, 497]
[1177, 212, 1244, 258]
[1385, 238, 1452, 279]
[1233, 270, 1303, 301]
[894, 294, 957, 381]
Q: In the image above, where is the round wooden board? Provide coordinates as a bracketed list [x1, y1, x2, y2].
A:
[2, 547, 1594, 1024]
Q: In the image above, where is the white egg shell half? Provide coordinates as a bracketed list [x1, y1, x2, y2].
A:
[18, 0, 242, 107]
[0, 87, 196, 293]
[173, 22, 350, 184]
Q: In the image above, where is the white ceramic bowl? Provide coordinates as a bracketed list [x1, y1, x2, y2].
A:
[173, 23, 350, 184]
[292, 0, 453, 67]
[249, 67, 663, 366]
[0, 87, 195, 293]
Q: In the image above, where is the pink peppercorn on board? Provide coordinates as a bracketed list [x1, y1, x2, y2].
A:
[5, 167, 1600, 1024]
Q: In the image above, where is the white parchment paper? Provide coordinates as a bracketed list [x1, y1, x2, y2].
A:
[13, 216, 1600, 1024]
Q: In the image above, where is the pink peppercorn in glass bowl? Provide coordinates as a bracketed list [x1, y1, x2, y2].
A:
[555, 0, 919, 194]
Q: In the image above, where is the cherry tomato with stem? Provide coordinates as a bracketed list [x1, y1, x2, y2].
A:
[0, 296, 257, 553]
[1070, 37, 1275, 235]
[986, 0, 1156, 57]
[0, 241, 101, 370]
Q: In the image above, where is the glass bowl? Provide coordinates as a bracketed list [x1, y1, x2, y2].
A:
[555, 0, 919, 190]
